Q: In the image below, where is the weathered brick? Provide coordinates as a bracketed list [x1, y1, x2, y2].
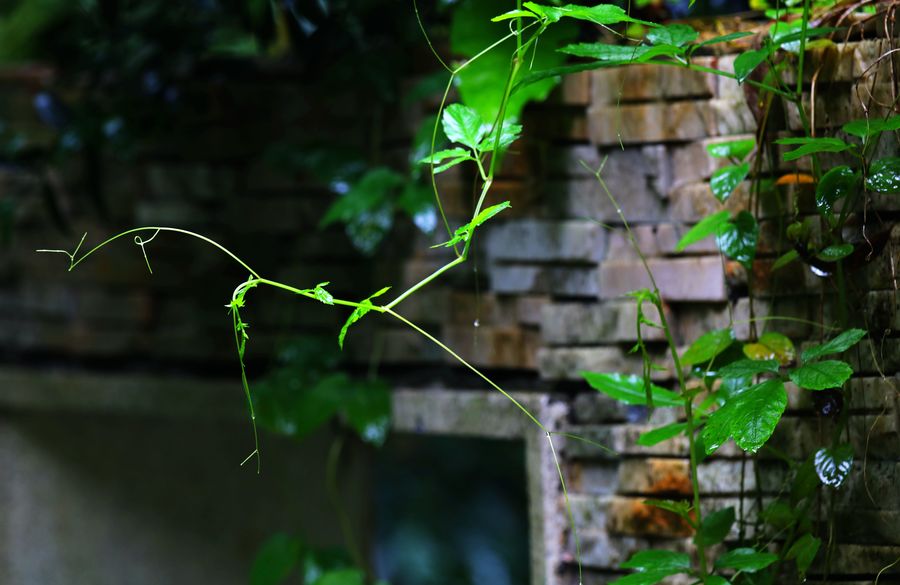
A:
[538, 346, 675, 382]
[490, 265, 601, 297]
[444, 324, 539, 369]
[607, 223, 720, 259]
[591, 63, 716, 105]
[485, 220, 607, 262]
[599, 257, 727, 301]
[588, 101, 713, 145]
[541, 300, 666, 345]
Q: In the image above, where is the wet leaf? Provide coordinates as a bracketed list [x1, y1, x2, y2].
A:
[801, 328, 866, 361]
[789, 360, 853, 390]
[718, 359, 780, 379]
[710, 163, 750, 202]
[608, 570, 681, 585]
[816, 243, 853, 262]
[742, 332, 795, 365]
[695, 507, 735, 546]
[647, 23, 698, 47]
[559, 42, 669, 63]
[866, 157, 900, 192]
[814, 443, 853, 487]
[433, 201, 511, 248]
[714, 548, 778, 572]
[702, 379, 787, 454]
[682, 328, 735, 366]
[815, 165, 859, 224]
[734, 49, 768, 83]
[772, 249, 799, 270]
[775, 137, 853, 161]
[842, 114, 900, 139]
[707, 138, 755, 159]
[638, 422, 688, 446]
[716, 211, 758, 271]
[676, 211, 730, 251]
[525, 2, 656, 26]
[621, 550, 691, 572]
[581, 372, 682, 406]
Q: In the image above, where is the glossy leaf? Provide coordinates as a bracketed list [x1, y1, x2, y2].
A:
[609, 571, 678, 585]
[707, 138, 755, 159]
[866, 157, 900, 192]
[734, 49, 768, 83]
[814, 443, 853, 487]
[338, 286, 390, 349]
[714, 548, 778, 572]
[682, 328, 735, 366]
[702, 379, 787, 454]
[816, 243, 853, 262]
[716, 211, 758, 271]
[815, 165, 859, 223]
[842, 114, 900, 139]
[772, 249, 799, 270]
[789, 360, 853, 390]
[711, 163, 750, 202]
[638, 422, 688, 446]
[433, 201, 511, 248]
[581, 372, 682, 407]
[420, 147, 469, 165]
[621, 550, 691, 572]
[695, 506, 735, 546]
[696, 31, 754, 47]
[676, 211, 731, 251]
[718, 359, 779, 379]
[802, 328, 866, 361]
[743, 332, 796, 365]
[250, 533, 303, 585]
[442, 104, 486, 150]
[776, 137, 853, 161]
[647, 23, 698, 47]
[559, 43, 668, 63]
[525, 2, 655, 26]
[786, 533, 821, 579]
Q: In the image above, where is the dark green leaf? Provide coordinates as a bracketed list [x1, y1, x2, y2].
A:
[312, 569, 365, 585]
[791, 457, 819, 504]
[581, 372, 682, 406]
[814, 443, 853, 487]
[718, 359, 780, 379]
[638, 422, 688, 446]
[250, 533, 303, 585]
[842, 114, 900, 139]
[442, 104, 486, 150]
[647, 23, 698, 47]
[319, 168, 405, 228]
[696, 31, 754, 47]
[711, 163, 750, 202]
[789, 360, 853, 390]
[343, 378, 391, 446]
[621, 549, 691, 572]
[703, 577, 732, 585]
[772, 249, 799, 270]
[816, 243, 853, 261]
[707, 139, 755, 160]
[776, 137, 853, 161]
[702, 379, 787, 454]
[815, 166, 859, 224]
[682, 328, 736, 366]
[695, 506, 736, 546]
[714, 548, 778, 572]
[734, 49, 768, 83]
[786, 533, 821, 579]
[802, 328, 867, 361]
[742, 332, 795, 365]
[716, 211, 758, 270]
[609, 571, 678, 585]
[676, 211, 731, 251]
[866, 157, 900, 192]
[338, 286, 390, 349]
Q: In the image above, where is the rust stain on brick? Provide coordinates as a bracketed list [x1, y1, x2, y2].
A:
[646, 459, 693, 496]
[616, 499, 694, 537]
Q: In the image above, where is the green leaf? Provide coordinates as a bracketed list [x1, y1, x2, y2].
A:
[770, 21, 840, 52]
[581, 372, 682, 407]
[313, 282, 334, 305]
[312, 569, 365, 585]
[816, 243, 853, 262]
[478, 118, 523, 152]
[786, 533, 821, 579]
[676, 211, 731, 252]
[647, 23, 698, 47]
[338, 286, 390, 349]
[638, 422, 688, 446]
[609, 571, 679, 585]
[734, 49, 769, 83]
[695, 506, 735, 546]
[866, 157, 900, 192]
[707, 139, 755, 160]
[776, 137, 853, 161]
[842, 114, 900, 139]
[250, 533, 303, 585]
[772, 249, 799, 270]
[433, 201, 512, 248]
[419, 147, 471, 165]
[716, 211, 758, 271]
[621, 549, 692, 572]
[789, 360, 853, 390]
[343, 378, 391, 446]
[559, 43, 663, 63]
[525, 2, 655, 26]
[644, 499, 693, 519]
[696, 31, 754, 48]
[711, 163, 750, 202]
[802, 328, 867, 361]
[682, 328, 736, 366]
[442, 104, 486, 150]
[702, 379, 787, 454]
[815, 165, 859, 224]
[814, 443, 853, 487]
[714, 548, 779, 572]
[703, 577, 732, 585]
[718, 359, 780, 379]
[743, 332, 795, 365]
[491, 8, 540, 21]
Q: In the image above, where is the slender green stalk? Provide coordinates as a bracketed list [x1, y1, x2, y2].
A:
[326, 435, 366, 571]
